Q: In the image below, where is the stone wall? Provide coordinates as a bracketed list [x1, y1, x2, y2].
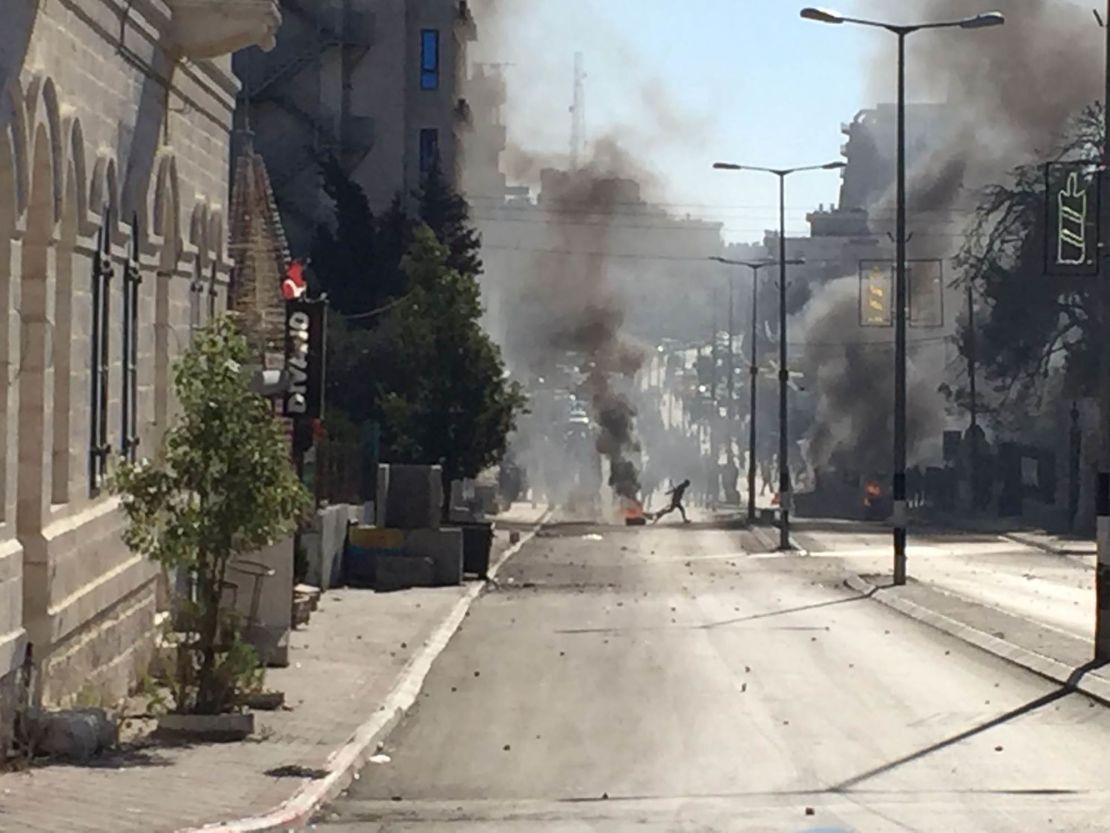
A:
[0, 0, 275, 718]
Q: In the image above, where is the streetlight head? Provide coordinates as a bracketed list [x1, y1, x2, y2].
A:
[713, 162, 743, 171]
[960, 10, 1004, 29]
[800, 7, 844, 24]
[821, 161, 847, 170]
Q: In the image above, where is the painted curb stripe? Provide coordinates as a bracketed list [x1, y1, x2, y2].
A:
[180, 511, 552, 833]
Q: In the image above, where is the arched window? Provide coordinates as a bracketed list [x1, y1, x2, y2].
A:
[120, 214, 140, 463]
[88, 207, 113, 494]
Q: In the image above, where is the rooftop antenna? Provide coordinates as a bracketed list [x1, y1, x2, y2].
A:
[569, 52, 586, 170]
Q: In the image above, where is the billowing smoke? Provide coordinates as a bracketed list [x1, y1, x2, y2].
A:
[863, 0, 1101, 231]
[798, 277, 945, 473]
[797, 1, 1101, 474]
[520, 151, 650, 505]
[464, 1, 726, 511]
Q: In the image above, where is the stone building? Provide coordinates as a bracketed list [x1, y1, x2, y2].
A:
[0, 0, 279, 738]
[233, 0, 478, 253]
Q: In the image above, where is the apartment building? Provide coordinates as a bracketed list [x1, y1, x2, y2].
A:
[234, 0, 478, 253]
[0, 0, 278, 741]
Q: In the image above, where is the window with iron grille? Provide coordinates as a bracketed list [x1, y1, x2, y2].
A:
[189, 261, 203, 338]
[89, 210, 113, 494]
[207, 260, 218, 322]
[120, 215, 141, 463]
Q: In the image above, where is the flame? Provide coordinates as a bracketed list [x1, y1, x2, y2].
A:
[864, 481, 881, 507]
[620, 497, 646, 524]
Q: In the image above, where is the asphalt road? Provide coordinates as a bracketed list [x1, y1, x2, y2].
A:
[322, 518, 1110, 832]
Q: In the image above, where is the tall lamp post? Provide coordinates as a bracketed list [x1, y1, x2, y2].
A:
[801, 6, 1004, 584]
[710, 256, 804, 524]
[712, 161, 845, 550]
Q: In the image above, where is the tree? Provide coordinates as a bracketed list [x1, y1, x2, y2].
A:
[416, 157, 482, 278]
[952, 104, 1103, 417]
[381, 226, 526, 515]
[310, 156, 412, 319]
[112, 317, 311, 715]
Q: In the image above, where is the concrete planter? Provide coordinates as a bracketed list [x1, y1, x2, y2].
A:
[156, 712, 254, 742]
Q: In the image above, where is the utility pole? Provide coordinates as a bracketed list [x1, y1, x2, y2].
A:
[1095, 0, 1110, 661]
[777, 175, 791, 550]
[966, 278, 979, 509]
[727, 278, 736, 469]
[749, 271, 760, 522]
[711, 161, 843, 542]
[800, 4, 1005, 581]
[710, 303, 719, 507]
[892, 29, 909, 585]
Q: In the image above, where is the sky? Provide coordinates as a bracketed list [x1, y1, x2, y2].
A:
[474, 0, 887, 243]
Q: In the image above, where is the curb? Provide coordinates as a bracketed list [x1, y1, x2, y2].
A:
[183, 511, 552, 833]
[845, 574, 1110, 707]
[747, 523, 808, 557]
[999, 531, 1094, 558]
[917, 519, 1094, 558]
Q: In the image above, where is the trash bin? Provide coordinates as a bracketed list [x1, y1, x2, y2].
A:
[454, 521, 494, 578]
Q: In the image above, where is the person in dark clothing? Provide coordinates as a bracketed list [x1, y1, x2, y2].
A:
[652, 479, 691, 524]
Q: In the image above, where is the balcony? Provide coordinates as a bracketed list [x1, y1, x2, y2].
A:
[454, 98, 473, 125]
[456, 0, 478, 41]
[321, 8, 376, 49]
[167, 0, 282, 59]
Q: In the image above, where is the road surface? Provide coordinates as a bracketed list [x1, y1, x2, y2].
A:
[322, 518, 1110, 832]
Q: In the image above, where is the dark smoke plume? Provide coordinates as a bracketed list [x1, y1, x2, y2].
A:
[533, 152, 651, 504]
[862, 0, 1101, 232]
[797, 1, 1100, 472]
[799, 278, 945, 472]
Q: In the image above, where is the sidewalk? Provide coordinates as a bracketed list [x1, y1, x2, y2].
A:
[918, 512, 1095, 557]
[0, 504, 549, 833]
[847, 573, 1110, 707]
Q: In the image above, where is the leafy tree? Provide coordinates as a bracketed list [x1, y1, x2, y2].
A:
[310, 156, 412, 319]
[416, 157, 482, 278]
[381, 226, 526, 515]
[952, 104, 1103, 417]
[112, 317, 311, 715]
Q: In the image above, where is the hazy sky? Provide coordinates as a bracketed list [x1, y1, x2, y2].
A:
[475, 0, 889, 243]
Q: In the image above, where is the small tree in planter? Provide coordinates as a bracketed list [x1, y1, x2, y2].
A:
[113, 316, 311, 717]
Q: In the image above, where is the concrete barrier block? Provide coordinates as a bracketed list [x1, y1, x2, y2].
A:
[403, 528, 464, 586]
[374, 555, 436, 593]
[382, 465, 443, 530]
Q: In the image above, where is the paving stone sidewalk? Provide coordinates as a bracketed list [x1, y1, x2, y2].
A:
[0, 505, 548, 833]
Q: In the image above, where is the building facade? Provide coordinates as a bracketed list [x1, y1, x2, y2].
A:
[234, 0, 477, 254]
[0, 0, 278, 740]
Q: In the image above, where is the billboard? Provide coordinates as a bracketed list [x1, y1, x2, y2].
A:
[1044, 161, 1101, 277]
[859, 259, 944, 328]
[859, 260, 893, 327]
[284, 298, 327, 419]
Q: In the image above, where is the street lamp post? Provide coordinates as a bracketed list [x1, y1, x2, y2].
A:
[711, 256, 804, 525]
[801, 5, 1004, 584]
[712, 162, 845, 549]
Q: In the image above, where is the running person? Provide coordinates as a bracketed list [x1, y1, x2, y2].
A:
[652, 479, 691, 524]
